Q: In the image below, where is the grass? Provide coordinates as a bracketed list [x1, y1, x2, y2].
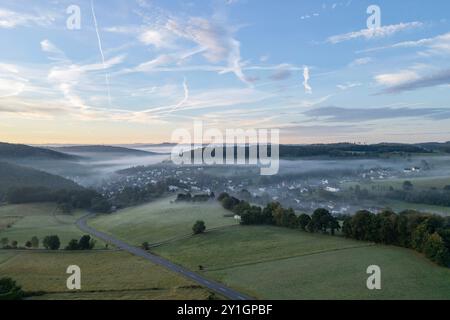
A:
[0, 203, 106, 249]
[384, 199, 450, 216]
[345, 176, 450, 192]
[153, 225, 450, 300]
[342, 177, 450, 216]
[208, 245, 450, 300]
[90, 197, 238, 245]
[0, 250, 214, 300]
[153, 225, 371, 270]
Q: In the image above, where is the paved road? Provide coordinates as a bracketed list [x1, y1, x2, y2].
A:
[76, 214, 253, 300]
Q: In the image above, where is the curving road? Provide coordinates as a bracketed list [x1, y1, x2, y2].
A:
[76, 214, 253, 300]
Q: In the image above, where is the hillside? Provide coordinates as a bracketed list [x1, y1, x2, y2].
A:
[0, 142, 77, 160]
[0, 161, 81, 195]
[50, 145, 159, 157]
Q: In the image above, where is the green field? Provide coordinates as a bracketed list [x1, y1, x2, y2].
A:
[90, 197, 238, 245]
[0, 250, 214, 300]
[91, 199, 450, 299]
[384, 199, 450, 216]
[0, 203, 106, 249]
[2, 199, 450, 300]
[345, 175, 450, 192]
[343, 176, 450, 216]
[153, 225, 450, 299]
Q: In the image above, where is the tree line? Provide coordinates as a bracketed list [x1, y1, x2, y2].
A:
[218, 192, 450, 268]
[112, 178, 182, 208]
[342, 210, 450, 267]
[1, 235, 96, 251]
[218, 193, 340, 234]
[5, 187, 112, 213]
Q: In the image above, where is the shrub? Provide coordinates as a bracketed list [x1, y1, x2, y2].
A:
[193, 220, 206, 234]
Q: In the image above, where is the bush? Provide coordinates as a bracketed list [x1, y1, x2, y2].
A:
[65, 235, 95, 250]
[31, 236, 39, 248]
[43, 235, 60, 250]
[0, 278, 24, 300]
[65, 239, 79, 250]
[193, 220, 206, 234]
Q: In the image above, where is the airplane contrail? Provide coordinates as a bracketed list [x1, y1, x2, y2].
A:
[91, 0, 112, 107]
[303, 66, 312, 94]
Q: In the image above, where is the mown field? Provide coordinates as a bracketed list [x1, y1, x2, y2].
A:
[0, 203, 106, 249]
[0, 250, 214, 300]
[153, 225, 450, 299]
[90, 197, 238, 245]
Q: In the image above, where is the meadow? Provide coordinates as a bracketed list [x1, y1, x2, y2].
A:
[90, 197, 238, 245]
[153, 225, 450, 299]
[0, 250, 213, 300]
[91, 199, 450, 299]
[0, 203, 106, 249]
[2, 199, 450, 300]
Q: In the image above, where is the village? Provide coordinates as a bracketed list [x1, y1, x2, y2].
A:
[94, 160, 423, 215]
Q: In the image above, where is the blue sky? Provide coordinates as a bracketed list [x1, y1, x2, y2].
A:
[0, 0, 450, 144]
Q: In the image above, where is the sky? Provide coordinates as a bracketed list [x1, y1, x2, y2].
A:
[0, 0, 450, 144]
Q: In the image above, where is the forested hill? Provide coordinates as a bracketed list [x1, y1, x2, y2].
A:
[0, 161, 81, 195]
[279, 143, 431, 158]
[0, 142, 78, 160]
[184, 143, 432, 160]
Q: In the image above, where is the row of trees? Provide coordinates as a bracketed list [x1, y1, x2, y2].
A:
[387, 188, 450, 207]
[342, 210, 450, 267]
[65, 235, 96, 250]
[1, 235, 96, 251]
[112, 179, 182, 208]
[218, 192, 450, 268]
[218, 193, 340, 235]
[5, 188, 112, 213]
[1, 236, 39, 249]
[176, 192, 215, 202]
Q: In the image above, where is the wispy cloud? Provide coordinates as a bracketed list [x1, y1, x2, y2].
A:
[327, 22, 423, 44]
[110, 4, 250, 84]
[304, 106, 450, 122]
[40, 39, 67, 62]
[303, 66, 312, 94]
[359, 32, 450, 56]
[91, 0, 112, 107]
[378, 68, 450, 94]
[337, 82, 362, 90]
[349, 57, 372, 67]
[0, 7, 54, 28]
[375, 70, 420, 87]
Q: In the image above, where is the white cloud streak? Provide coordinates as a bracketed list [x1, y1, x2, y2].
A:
[303, 66, 312, 94]
[91, 0, 112, 107]
[327, 22, 423, 44]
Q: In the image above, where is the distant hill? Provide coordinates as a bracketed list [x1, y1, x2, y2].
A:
[414, 142, 450, 153]
[184, 143, 432, 160]
[50, 145, 159, 157]
[278, 143, 431, 158]
[0, 142, 78, 161]
[0, 161, 81, 195]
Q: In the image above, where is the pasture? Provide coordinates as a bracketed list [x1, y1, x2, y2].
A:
[90, 197, 238, 245]
[153, 225, 450, 299]
[0, 250, 213, 300]
[0, 203, 106, 249]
